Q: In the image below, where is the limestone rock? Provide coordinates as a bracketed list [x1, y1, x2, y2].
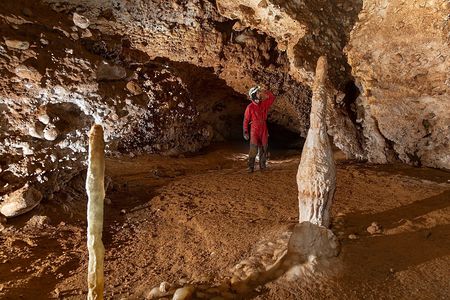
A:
[37, 112, 50, 125]
[289, 222, 340, 259]
[126, 81, 143, 95]
[73, 12, 90, 29]
[28, 122, 45, 139]
[81, 29, 92, 38]
[346, 0, 450, 169]
[172, 286, 195, 300]
[159, 281, 171, 293]
[367, 222, 382, 235]
[297, 57, 336, 227]
[26, 215, 51, 228]
[43, 124, 59, 141]
[0, 185, 43, 218]
[4, 39, 30, 50]
[14, 65, 43, 82]
[348, 234, 358, 240]
[96, 63, 127, 81]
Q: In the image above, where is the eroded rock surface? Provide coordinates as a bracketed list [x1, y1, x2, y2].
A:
[346, 0, 450, 168]
[1, 0, 448, 217]
[0, 0, 314, 210]
[0, 184, 42, 218]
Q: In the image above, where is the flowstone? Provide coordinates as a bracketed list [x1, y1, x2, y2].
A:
[143, 222, 339, 300]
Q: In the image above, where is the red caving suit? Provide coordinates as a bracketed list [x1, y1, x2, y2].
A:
[243, 91, 276, 146]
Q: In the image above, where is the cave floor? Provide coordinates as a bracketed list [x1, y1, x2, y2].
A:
[1, 144, 449, 299]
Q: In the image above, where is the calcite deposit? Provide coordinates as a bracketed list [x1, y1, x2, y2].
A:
[86, 125, 105, 300]
[297, 57, 336, 227]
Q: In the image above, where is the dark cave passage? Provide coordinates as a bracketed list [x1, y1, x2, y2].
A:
[267, 122, 304, 151]
[113, 57, 307, 156]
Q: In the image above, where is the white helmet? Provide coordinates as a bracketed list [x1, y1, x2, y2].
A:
[248, 85, 261, 101]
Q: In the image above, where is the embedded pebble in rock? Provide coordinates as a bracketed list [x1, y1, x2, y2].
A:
[126, 81, 143, 95]
[159, 281, 171, 293]
[81, 29, 92, 38]
[28, 122, 45, 139]
[172, 286, 195, 300]
[26, 215, 51, 228]
[72, 12, 90, 29]
[43, 124, 59, 141]
[14, 65, 43, 82]
[146, 287, 162, 299]
[96, 63, 127, 81]
[0, 185, 43, 218]
[37, 112, 50, 125]
[348, 234, 358, 240]
[367, 222, 382, 235]
[4, 39, 30, 50]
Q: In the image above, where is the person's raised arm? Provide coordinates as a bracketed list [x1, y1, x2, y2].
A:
[262, 90, 275, 108]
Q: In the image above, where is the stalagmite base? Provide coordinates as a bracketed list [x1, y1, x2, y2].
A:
[297, 56, 336, 227]
[86, 124, 106, 300]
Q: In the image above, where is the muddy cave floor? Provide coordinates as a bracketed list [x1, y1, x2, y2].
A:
[1, 143, 450, 300]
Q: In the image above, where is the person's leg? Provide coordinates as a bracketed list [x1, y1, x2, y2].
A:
[257, 125, 269, 170]
[259, 144, 268, 170]
[248, 144, 258, 172]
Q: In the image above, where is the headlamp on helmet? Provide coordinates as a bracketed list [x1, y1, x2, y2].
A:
[249, 86, 261, 102]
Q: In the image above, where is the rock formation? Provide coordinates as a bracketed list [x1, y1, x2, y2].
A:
[0, 0, 448, 218]
[0, 184, 42, 218]
[346, 0, 450, 169]
[86, 124, 105, 300]
[144, 222, 339, 299]
[297, 56, 336, 227]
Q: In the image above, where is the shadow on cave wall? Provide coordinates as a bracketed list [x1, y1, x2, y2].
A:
[151, 57, 248, 142]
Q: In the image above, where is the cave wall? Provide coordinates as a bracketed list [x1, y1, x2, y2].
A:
[346, 0, 450, 169]
[216, 0, 449, 169]
[215, 0, 366, 159]
[44, 0, 312, 135]
[1, 0, 449, 217]
[0, 0, 312, 205]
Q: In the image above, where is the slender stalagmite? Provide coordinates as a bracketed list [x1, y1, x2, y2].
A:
[86, 124, 105, 300]
[297, 56, 336, 227]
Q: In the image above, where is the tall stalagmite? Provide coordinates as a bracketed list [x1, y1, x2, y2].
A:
[86, 124, 106, 300]
[297, 56, 336, 227]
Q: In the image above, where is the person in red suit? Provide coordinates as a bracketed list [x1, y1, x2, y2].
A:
[243, 85, 276, 172]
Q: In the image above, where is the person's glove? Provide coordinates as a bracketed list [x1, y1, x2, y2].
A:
[243, 132, 249, 141]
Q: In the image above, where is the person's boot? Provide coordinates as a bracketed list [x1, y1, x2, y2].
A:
[259, 146, 267, 170]
[259, 159, 266, 170]
[248, 158, 255, 173]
